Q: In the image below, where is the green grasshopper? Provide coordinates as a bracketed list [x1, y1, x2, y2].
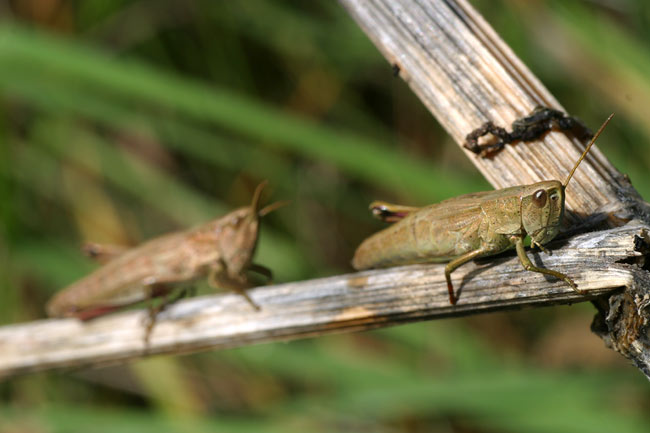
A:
[352, 114, 613, 304]
[46, 181, 284, 324]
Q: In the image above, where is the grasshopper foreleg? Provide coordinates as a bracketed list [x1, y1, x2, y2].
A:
[209, 260, 260, 310]
[445, 248, 487, 305]
[248, 263, 273, 281]
[514, 237, 583, 294]
[531, 240, 551, 255]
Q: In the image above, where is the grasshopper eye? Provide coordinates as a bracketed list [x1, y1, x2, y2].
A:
[532, 189, 547, 207]
[550, 191, 559, 202]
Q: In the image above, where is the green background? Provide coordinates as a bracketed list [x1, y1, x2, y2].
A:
[1, 1, 649, 432]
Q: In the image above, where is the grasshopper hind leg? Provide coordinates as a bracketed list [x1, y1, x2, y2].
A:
[369, 201, 421, 223]
[143, 284, 190, 348]
[82, 242, 129, 264]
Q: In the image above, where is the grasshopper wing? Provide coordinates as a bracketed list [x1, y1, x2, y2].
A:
[46, 231, 192, 318]
[353, 187, 524, 269]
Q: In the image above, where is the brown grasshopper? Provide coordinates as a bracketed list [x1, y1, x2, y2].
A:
[47, 181, 285, 325]
[352, 114, 613, 305]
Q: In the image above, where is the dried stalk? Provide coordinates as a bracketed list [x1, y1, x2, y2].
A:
[1, 0, 649, 378]
[0, 223, 647, 377]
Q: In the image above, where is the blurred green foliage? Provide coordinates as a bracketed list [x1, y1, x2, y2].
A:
[1, 1, 649, 432]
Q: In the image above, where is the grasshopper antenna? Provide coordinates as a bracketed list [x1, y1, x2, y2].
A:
[259, 200, 290, 217]
[563, 113, 614, 188]
[249, 180, 289, 217]
[250, 180, 269, 214]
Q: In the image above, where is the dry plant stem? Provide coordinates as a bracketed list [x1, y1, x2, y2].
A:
[0, 222, 647, 377]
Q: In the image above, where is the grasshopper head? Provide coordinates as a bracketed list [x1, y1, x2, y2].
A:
[220, 182, 267, 274]
[221, 181, 287, 275]
[521, 180, 565, 246]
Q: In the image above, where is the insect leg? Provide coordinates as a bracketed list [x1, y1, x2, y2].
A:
[231, 285, 261, 310]
[142, 284, 184, 347]
[514, 237, 584, 294]
[444, 248, 487, 305]
[531, 240, 551, 255]
[248, 263, 273, 282]
[82, 242, 129, 264]
[144, 298, 161, 347]
[369, 201, 421, 223]
[209, 260, 260, 310]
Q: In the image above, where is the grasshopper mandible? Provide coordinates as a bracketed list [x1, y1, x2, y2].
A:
[46, 181, 285, 321]
[352, 114, 613, 305]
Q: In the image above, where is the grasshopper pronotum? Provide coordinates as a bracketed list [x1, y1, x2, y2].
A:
[47, 181, 285, 325]
[353, 114, 613, 304]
